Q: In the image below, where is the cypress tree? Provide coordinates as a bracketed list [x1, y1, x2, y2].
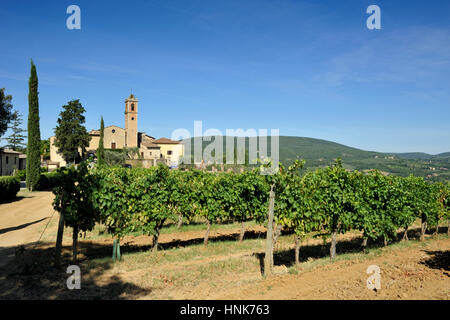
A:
[97, 116, 105, 166]
[26, 60, 41, 191]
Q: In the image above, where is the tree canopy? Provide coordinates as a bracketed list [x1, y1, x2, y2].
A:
[54, 99, 90, 164]
[0, 88, 13, 139]
[5, 110, 26, 151]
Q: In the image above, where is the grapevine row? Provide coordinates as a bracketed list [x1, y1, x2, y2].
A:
[51, 160, 450, 264]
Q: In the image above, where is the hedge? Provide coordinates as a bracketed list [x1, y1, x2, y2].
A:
[0, 176, 21, 202]
[16, 167, 48, 182]
[35, 171, 61, 191]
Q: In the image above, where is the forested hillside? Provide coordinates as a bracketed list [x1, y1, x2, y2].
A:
[183, 136, 450, 182]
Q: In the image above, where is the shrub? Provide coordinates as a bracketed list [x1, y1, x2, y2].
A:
[35, 171, 61, 191]
[104, 150, 126, 167]
[0, 176, 20, 202]
[16, 167, 48, 182]
[16, 169, 26, 181]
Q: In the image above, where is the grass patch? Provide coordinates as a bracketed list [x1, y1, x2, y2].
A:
[94, 236, 267, 273]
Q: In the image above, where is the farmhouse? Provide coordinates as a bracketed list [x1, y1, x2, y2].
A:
[49, 94, 184, 168]
[0, 149, 26, 176]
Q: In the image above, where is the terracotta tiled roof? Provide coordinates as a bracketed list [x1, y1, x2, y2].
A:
[139, 132, 155, 140]
[141, 141, 161, 148]
[1, 149, 21, 154]
[90, 126, 123, 135]
[153, 137, 180, 144]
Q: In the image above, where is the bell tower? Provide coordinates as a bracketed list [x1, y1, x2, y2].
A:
[125, 93, 138, 148]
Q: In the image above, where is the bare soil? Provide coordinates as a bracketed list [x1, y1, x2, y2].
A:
[0, 191, 56, 267]
[214, 238, 450, 300]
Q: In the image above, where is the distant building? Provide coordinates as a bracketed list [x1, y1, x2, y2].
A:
[49, 94, 184, 168]
[0, 149, 26, 176]
[152, 137, 184, 168]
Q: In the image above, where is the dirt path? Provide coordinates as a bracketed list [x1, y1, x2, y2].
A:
[0, 191, 57, 267]
[212, 238, 450, 300]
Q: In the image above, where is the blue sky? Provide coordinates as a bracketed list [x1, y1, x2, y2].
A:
[1, 0, 449, 154]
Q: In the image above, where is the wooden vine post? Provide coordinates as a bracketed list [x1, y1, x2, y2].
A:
[420, 212, 427, 241]
[264, 183, 275, 276]
[55, 191, 65, 268]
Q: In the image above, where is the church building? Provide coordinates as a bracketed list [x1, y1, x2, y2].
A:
[49, 94, 184, 169]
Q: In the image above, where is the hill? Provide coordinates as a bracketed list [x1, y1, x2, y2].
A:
[391, 152, 434, 160]
[278, 136, 450, 181]
[183, 136, 450, 182]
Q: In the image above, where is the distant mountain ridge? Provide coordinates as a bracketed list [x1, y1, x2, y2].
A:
[183, 136, 450, 182]
[391, 152, 450, 160]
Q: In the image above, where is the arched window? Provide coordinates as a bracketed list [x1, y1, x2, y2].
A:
[131, 103, 135, 111]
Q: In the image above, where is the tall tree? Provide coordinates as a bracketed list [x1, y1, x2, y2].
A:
[54, 99, 90, 165]
[5, 110, 26, 151]
[0, 88, 13, 140]
[97, 116, 105, 166]
[26, 60, 41, 191]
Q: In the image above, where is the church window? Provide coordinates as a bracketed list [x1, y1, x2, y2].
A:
[112, 129, 116, 133]
[131, 117, 135, 120]
[131, 103, 135, 111]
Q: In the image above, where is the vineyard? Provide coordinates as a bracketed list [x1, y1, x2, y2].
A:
[50, 159, 450, 272]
